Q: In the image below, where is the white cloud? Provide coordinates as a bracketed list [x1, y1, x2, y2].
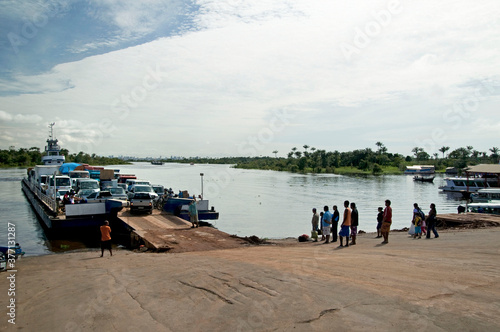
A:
[0, 110, 13, 122]
[1, 0, 71, 21]
[89, 0, 185, 36]
[0, 110, 42, 123]
[1, 0, 500, 156]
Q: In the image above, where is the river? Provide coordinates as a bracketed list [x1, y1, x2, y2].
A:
[0, 163, 466, 256]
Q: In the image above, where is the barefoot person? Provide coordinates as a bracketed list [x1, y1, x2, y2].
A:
[381, 199, 392, 244]
[376, 207, 383, 238]
[188, 198, 199, 228]
[311, 208, 320, 233]
[321, 206, 333, 244]
[100, 221, 112, 257]
[331, 205, 340, 243]
[311, 208, 320, 242]
[350, 202, 359, 245]
[339, 200, 351, 247]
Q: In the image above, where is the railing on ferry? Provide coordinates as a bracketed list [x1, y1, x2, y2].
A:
[25, 178, 58, 214]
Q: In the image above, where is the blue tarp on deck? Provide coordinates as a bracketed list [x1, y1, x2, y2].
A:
[59, 163, 81, 174]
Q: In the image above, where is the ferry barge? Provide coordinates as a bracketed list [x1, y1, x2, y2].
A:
[22, 123, 122, 230]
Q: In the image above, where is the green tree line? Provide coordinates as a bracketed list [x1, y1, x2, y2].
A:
[0, 147, 129, 167]
[181, 143, 499, 175]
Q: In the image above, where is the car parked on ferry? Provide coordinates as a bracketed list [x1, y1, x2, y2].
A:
[127, 185, 158, 200]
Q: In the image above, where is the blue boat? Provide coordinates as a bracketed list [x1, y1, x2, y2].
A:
[163, 197, 219, 221]
[0, 245, 24, 258]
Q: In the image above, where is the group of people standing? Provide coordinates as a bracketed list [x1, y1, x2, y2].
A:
[410, 203, 439, 239]
[311, 199, 440, 246]
[311, 200, 360, 247]
[313, 199, 394, 246]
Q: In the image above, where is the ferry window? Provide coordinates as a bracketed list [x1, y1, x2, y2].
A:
[453, 181, 465, 186]
[109, 188, 125, 195]
[80, 181, 99, 189]
[56, 178, 71, 186]
[70, 172, 89, 179]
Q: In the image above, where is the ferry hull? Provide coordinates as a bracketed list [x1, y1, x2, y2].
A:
[22, 178, 115, 230]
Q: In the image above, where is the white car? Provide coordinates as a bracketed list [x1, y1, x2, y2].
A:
[127, 185, 158, 200]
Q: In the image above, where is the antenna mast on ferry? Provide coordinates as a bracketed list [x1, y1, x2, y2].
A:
[48, 122, 55, 139]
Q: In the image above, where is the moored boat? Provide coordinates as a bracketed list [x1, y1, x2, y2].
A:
[439, 176, 499, 193]
[467, 202, 500, 215]
[470, 188, 500, 203]
[404, 165, 435, 175]
[413, 175, 435, 182]
[162, 197, 219, 221]
[22, 123, 123, 230]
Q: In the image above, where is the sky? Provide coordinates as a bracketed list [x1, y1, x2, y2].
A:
[0, 0, 499, 158]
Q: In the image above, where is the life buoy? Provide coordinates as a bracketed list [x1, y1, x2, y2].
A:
[451, 186, 455, 190]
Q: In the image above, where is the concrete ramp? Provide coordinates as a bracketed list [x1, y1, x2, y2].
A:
[117, 210, 248, 253]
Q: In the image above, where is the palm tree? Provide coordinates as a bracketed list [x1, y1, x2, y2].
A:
[411, 147, 423, 159]
[272, 150, 278, 158]
[375, 142, 386, 154]
[490, 147, 499, 163]
[472, 150, 480, 160]
[303, 145, 310, 158]
[439, 146, 450, 159]
[466, 146, 474, 158]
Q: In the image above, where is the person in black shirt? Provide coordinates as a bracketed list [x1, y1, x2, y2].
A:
[350, 202, 359, 245]
[376, 207, 383, 238]
[331, 205, 339, 243]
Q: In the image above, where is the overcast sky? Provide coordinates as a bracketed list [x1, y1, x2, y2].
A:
[0, 0, 499, 158]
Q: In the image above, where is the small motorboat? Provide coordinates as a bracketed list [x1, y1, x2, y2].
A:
[0, 252, 6, 271]
[0, 244, 25, 259]
[413, 175, 435, 183]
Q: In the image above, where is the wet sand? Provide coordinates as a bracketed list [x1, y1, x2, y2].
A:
[2, 228, 500, 331]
